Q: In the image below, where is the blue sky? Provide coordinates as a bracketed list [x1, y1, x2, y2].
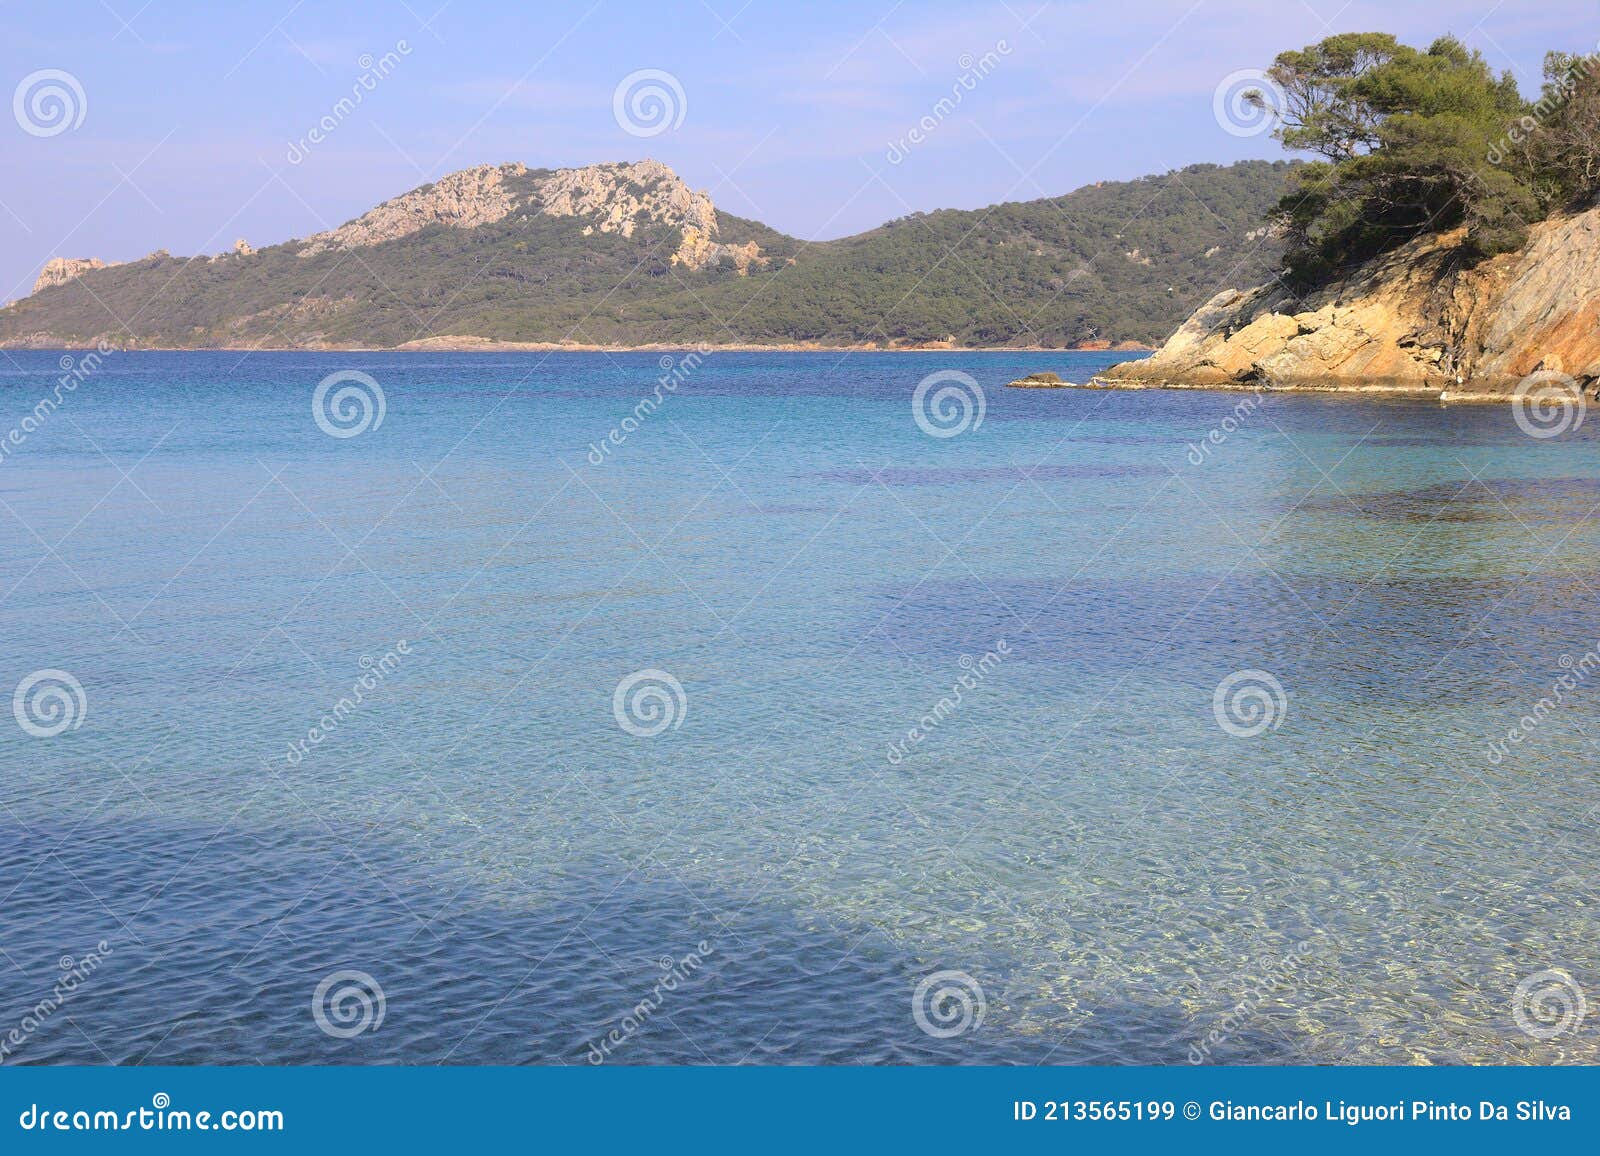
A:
[1, 0, 1594, 302]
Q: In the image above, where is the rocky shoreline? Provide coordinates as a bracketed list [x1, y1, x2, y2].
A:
[1091, 199, 1600, 402]
[1007, 372, 1518, 402]
[1079, 375, 1516, 403]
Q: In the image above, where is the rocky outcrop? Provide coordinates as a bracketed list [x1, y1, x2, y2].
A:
[1007, 372, 1069, 388]
[298, 163, 529, 256]
[1099, 202, 1600, 398]
[32, 257, 115, 294]
[535, 159, 763, 272]
[671, 226, 762, 274]
[296, 158, 764, 273]
[1069, 338, 1152, 351]
[537, 159, 714, 235]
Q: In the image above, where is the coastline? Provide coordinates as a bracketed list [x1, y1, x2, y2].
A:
[1073, 374, 1524, 404]
[0, 337, 1152, 355]
[1083, 204, 1600, 409]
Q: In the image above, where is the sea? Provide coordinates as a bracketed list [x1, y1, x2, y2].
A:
[1, 348, 1595, 1065]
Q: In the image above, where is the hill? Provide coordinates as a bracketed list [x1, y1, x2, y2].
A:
[0, 158, 1294, 350]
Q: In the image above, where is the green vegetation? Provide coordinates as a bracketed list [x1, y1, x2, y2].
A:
[0, 161, 1291, 349]
[1260, 32, 1600, 285]
[709, 161, 1291, 348]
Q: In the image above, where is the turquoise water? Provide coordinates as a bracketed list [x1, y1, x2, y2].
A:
[1, 349, 1596, 1065]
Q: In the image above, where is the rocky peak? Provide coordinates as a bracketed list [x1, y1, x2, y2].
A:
[32, 256, 116, 294]
[295, 158, 763, 273]
[531, 159, 759, 272]
[298, 162, 529, 256]
[532, 159, 716, 236]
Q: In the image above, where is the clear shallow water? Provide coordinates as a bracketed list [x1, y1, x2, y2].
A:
[1, 349, 1596, 1065]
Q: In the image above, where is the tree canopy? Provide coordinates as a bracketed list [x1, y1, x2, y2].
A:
[1261, 33, 1600, 285]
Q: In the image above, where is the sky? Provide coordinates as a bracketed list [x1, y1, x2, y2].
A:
[1, 0, 1595, 302]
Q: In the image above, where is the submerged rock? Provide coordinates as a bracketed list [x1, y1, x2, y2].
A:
[1006, 371, 1075, 389]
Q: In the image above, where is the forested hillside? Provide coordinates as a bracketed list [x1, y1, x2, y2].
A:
[0, 159, 1293, 349]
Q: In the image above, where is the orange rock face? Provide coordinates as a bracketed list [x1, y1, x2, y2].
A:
[1100, 204, 1600, 397]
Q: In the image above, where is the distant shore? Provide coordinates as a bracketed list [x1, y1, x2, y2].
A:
[0, 334, 1154, 355]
